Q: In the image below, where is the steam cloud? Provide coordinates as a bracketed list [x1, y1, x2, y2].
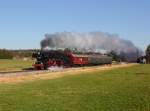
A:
[41, 31, 142, 61]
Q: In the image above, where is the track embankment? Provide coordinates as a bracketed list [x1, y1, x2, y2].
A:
[0, 63, 137, 83]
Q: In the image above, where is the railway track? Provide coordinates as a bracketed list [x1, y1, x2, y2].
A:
[0, 65, 103, 77]
[0, 63, 133, 78]
[0, 69, 62, 77]
[0, 63, 137, 83]
[0, 65, 107, 77]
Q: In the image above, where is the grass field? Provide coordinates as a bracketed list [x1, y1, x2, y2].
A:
[0, 64, 150, 111]
[0, 59, 34, 72]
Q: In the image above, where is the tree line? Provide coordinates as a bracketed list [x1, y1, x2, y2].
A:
[0, 49, 39, 59]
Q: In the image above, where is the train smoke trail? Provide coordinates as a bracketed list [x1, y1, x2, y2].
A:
[41, 31, 142, 61]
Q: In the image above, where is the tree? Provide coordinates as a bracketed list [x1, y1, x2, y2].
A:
[108, 51, 121, 62]
[0, 49, 13, 59]
[146, 44, 150, 63]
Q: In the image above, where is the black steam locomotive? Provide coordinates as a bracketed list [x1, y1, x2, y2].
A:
[32, 50, 112, 70]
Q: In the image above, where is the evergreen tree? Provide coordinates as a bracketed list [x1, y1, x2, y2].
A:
[146, 44, 150, 63]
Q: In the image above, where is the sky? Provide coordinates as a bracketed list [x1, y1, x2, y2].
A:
[0, 0, 150, 51]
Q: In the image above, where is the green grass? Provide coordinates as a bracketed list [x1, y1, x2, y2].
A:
[0, 64, 150, 111]
[0, 59, 34, 72]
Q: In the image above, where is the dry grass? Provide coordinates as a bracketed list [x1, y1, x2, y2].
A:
[0, 63, 137, 84]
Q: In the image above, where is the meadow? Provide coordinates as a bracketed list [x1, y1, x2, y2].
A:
[0, 64, 149, 111]
[0, 59, 34, 72]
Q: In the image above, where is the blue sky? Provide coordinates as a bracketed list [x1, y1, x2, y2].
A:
[0, 0, 150, 50]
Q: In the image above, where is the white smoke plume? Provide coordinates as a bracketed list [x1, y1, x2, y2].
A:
[41, 31, 142, 61]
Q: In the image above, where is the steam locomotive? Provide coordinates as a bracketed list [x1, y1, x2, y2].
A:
[32, 50, 112, 70]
